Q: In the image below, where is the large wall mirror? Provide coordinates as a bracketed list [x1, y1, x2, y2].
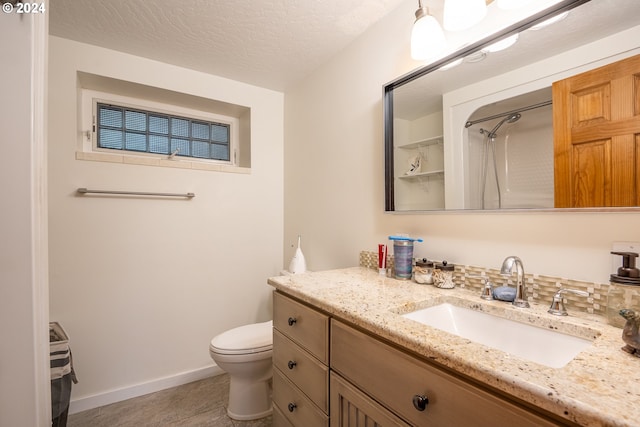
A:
[384, 0, 640, 212]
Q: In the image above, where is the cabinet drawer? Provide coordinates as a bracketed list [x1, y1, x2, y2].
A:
[331, 320, 560, 427]
[274, 329, 329, 412]
[273, 292, 329, 363]
[273, 369, 329, 427]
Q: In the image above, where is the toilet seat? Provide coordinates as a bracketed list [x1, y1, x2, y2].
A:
[210, 320, 273, 355]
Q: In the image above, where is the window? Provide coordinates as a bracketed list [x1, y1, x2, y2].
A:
[96, 103, 231, 161]
[77, 75, 250, 172]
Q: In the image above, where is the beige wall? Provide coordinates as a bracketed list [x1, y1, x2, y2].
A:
[48, 37, 284, 408]
[284, 1, 640, 283]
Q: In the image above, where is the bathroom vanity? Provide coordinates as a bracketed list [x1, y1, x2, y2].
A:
[269, 268, 640, 427]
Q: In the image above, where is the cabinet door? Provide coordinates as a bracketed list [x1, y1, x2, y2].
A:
[553, 53, 640, 207]
[330, 372, 409, 427]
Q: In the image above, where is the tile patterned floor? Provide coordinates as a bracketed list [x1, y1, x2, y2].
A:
[67, 374, 272, 427]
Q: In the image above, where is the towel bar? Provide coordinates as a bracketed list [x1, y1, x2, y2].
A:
[76, 188, 195, 198]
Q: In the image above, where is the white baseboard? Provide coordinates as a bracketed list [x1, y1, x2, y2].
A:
[68, 364, 224, 415]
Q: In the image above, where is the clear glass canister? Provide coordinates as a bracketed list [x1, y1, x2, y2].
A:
[414, 258, 434, 284]
[433, 261, 455, 289]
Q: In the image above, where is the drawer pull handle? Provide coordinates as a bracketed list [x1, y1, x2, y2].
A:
[287, 360, 297, 369]
[412, 394, 429, 411]
[288, 402, 297, 412]
[287, 317, 297, 326]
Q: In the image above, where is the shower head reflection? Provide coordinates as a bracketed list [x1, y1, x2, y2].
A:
[480, 112, 521, 139]
[488, 113, 521, 138]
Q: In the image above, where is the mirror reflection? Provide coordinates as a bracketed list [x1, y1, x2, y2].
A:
[464, 87, 553, 210]
[385, 0, 640, 212]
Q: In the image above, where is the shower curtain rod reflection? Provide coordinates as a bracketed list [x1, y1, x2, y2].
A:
[464, 100, 552, 128]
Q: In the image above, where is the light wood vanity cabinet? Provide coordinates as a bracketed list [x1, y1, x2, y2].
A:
[273, 291, 566, 427]
[273, 292, 329, 426]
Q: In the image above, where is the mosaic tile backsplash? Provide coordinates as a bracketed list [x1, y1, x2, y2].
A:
[359, 250, 609, 317]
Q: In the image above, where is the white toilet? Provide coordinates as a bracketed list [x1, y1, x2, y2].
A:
[209, 320, 273, 420]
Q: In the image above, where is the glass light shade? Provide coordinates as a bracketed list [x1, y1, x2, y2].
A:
[496, 0, 533, 10]
[483, 34, 519, 52]
[443, 0, 487, 32]
[411, 14, 446, 60]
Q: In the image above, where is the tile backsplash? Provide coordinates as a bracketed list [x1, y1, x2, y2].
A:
[359, 250, 609, 317]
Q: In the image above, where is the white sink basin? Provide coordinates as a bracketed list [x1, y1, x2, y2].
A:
[402, 303, 594, 368]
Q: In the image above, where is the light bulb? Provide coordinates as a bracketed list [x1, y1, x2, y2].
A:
[411, 12, 446, 60]
[443, 0, 487, 32]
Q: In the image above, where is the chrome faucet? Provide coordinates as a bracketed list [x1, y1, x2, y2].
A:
[500, 256, 529, 308]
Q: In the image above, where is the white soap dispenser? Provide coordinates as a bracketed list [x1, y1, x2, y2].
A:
[288, 235, 307, 274]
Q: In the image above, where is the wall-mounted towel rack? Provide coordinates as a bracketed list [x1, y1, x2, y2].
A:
[77, 188, 195, 198]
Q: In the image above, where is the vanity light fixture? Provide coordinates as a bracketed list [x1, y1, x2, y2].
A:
[411, 0, 446, 60]
[483, 33, 519, 52]
[443, 0, 487, 32]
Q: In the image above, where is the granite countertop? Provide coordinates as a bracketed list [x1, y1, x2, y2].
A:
[267, 267, 640, 427]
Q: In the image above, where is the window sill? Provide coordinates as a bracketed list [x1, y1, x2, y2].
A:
[76, 151, 250, 174]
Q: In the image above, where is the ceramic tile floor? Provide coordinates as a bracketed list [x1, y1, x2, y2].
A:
[67, 374, 272, 427]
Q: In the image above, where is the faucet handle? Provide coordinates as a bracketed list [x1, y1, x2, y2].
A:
[468, 275, 494, 300]
[548, 289, 589, 316]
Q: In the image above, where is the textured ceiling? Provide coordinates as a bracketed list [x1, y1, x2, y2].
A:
[49, 0, 407, 91]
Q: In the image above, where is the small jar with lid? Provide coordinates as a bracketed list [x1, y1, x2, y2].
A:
[607, 251, 640, 328]
[414, 259, 434, 284]
[433, 261, 455, 289]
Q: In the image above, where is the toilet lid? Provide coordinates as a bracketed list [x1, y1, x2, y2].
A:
[210, 320, 273, 355]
